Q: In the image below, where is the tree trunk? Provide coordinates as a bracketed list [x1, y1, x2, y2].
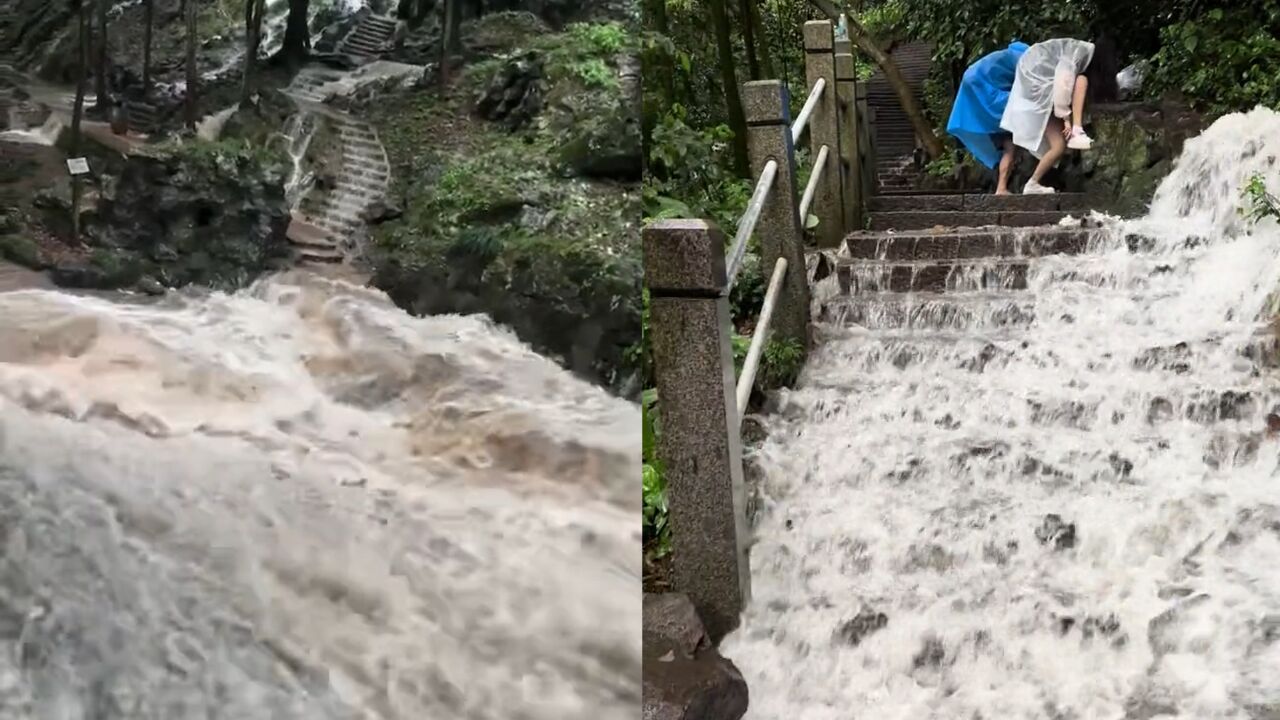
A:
[242, 0, 265, 103]
[143, 0, 153, 95]
[738, 0, 761, 80]
[185, 0, 197, 129]
[644, 0, 674, 109]
[747, 0, 773, 78]
[708, 0, 748, 176]
[808, 0, 944, 160]
[280, 0, 310, 65]
[72, 0, 90, 240]
[438, 0, 459, 87]
[94, 0, 107, 109]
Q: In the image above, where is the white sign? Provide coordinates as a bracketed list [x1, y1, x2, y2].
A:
[66, 158, 90, 175]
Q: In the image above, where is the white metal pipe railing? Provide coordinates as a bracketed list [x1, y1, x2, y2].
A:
[790, 77, 826, 144]
[797, 144, 829, 222]
[724, 159, 778, 292]
[735, 256, 788, 422]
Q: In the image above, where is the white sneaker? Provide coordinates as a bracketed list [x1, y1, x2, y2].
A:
[1067, 128, 1093, 150]
[1024, 178, 1056, 194]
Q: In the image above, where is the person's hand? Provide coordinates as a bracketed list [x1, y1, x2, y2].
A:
[1061, 123, 1072, 140]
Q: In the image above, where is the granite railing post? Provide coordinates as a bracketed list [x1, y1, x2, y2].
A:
[834, 41, 862, 233]
[803, 19, 844, 246]
[742, 80, 811, 350]
[643, 219, 751, 642]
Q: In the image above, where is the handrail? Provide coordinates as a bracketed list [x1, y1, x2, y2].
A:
[790, 77, 826, 144]
[797, 144, 829, 221]
[735, 256, 788, 421]
[724, 159, 778, 292]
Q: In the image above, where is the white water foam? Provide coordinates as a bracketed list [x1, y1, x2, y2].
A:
[722, 107, 1280, 718]
[0, 271, 640, 718]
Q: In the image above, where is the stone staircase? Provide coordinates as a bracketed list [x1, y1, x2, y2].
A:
[810, 194, 1097, 340]
[283, 68, 391, 264]
[866, 41, 931, 192]
[339, 14, 396, 60]
[876, 155, 916, 192]
[866, 192, 1089, 231]
[125, 99, 160, 135]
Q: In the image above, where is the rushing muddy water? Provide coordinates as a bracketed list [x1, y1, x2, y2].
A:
[723, 108, 1280, 718]
[0, 271, 640, 719]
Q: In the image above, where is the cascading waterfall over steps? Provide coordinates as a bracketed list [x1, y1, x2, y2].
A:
[722, 107, 1280, 719]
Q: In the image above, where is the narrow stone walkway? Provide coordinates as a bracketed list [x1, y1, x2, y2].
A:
[283, 68, 392, 264]
[338, 14, 397, 60]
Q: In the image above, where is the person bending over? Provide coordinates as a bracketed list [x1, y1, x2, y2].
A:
[1000, 36, 1119, 194]
[947, 40, 1029, 194]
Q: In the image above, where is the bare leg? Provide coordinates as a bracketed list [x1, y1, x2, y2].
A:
[996, 140, 1015, 194]
[1071, 75, 1088, 130]
[1031, 117, 1066, 183]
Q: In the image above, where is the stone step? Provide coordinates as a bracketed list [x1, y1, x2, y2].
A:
[868, 210, 1072, 231]
[298, 246, 346, 263]
[343, 136, 381, 150]
[333, 184, 381, 197]
[816, 291, 1037, 331]
[318, 214, 363, 230]
[341, 153, 385, 167]
[869, 193, 1090, 213]
[339, 131, 379, 144]
[831, 258, 1029, 294]
[838, 227, 1096, 261]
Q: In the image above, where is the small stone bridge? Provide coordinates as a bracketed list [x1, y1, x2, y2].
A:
[644, 19, 1099, 644]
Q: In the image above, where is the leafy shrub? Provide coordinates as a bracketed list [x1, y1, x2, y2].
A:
[642, 389, 671, 560]
[762, 337, 805, 388]
[1243, 173, 1280, 225]
[1145, 5, 1280, 115]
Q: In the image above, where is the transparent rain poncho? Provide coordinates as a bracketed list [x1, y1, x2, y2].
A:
[1000, 39, 1094, 158]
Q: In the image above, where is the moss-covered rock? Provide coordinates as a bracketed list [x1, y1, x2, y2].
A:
[366, 20, 641, 394]
[50, 137, 293, 291]
[986, 102, 1206, 217]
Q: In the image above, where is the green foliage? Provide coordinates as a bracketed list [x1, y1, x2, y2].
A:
[569, 21, 629, 54]
[570, 58, 618, 88]
[1145, 3, 1280, 115]
[763, 337, 805, 388]
[859, 0, 908, 45]
[925, 151, 957, 177]
[1242, 173, 1280, 225]
[643, 108, 751, 231]
[897, 0, 1089, 68]
[0, 234, 40, 268]
[539, 21, 638, 83]
[642, 389, 670, 559]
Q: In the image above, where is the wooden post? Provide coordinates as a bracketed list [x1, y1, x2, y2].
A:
[803, 19, 843, 246]
[742, 80, 811, 350]
[644, 219, 751, 643]
[834, 42, 862, 233]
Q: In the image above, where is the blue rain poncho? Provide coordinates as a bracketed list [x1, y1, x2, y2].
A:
[947, 41, 1029, 169]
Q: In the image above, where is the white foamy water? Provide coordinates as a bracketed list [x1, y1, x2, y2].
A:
[0, 271, 640, 719]
[723, 107, 1280, 718]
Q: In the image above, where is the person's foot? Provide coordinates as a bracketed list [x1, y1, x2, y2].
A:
[1023, 178, 1056, 194]
[1067, 126, 1093, 150]
[995, 188, 1010, 195]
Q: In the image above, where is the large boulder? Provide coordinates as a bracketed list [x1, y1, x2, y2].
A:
[642, 593, 749, 720]
[545, 52, 641, 180]
[55, 138, 292, 291]
[474, 51, 546, 130]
